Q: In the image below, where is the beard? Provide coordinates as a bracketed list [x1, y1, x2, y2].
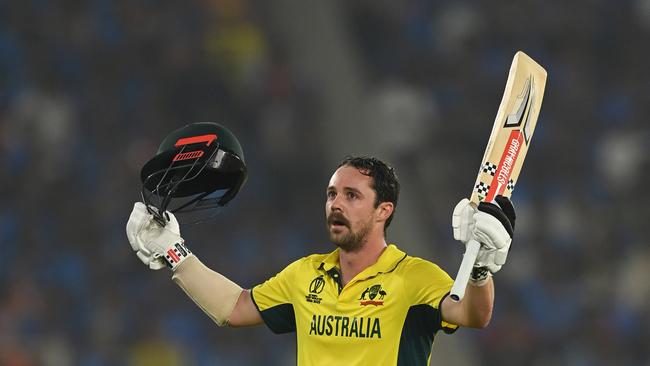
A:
[326, 213, 373, 252]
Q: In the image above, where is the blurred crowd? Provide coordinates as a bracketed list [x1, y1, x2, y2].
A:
[1, 0, 649, 365]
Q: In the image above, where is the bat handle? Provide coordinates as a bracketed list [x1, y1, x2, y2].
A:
[449, 239, 481, 302]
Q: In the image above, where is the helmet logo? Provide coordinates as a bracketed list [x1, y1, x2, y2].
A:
[174, 134, 218, 147]
[173, 150, 204, 161]
[172, 134, 217, 162]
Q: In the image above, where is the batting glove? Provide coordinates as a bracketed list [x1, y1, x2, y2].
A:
[126, 202, 193, 271]
[452, 198, 475, 244]
[452, 196, 516, 281]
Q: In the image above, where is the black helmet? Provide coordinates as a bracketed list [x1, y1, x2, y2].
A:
[140, 122, 247, 224]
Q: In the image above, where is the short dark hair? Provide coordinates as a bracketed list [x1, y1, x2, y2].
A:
[337, 156, 400, 231]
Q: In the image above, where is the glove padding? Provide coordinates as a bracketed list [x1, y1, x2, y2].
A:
[126, 202, 186, 270]
[452, 198, 475, 244]
[452, 195, 516, 274]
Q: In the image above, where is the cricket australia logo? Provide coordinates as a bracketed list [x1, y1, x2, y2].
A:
[359, 284, 387, 306]
[306, 275, 325, 304]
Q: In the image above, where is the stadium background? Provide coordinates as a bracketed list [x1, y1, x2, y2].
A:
[1, 0, 649, 365]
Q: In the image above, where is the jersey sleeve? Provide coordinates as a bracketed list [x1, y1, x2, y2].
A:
[250, 258, 304, 334]
[403, 258, 458, 334]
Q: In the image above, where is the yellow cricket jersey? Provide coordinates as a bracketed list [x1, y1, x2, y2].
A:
[251, 244, 458, 366]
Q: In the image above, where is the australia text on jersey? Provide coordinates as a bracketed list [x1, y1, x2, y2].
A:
[309, 315, 381, 339]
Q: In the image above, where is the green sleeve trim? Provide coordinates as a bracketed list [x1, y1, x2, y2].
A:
[251, 286, 296, 334]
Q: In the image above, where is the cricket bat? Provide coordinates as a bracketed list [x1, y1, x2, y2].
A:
[449, 51, 547, 301]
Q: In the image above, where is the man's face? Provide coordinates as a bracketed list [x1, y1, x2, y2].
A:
[325, 165, 378, 251]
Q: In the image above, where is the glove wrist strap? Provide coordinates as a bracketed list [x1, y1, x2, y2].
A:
[161, 240, 193, 270]
[469, 266, 491, 286]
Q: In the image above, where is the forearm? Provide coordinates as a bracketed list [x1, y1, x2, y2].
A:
[126, 203, 254, 326]
[461, 276, 494, 328]
[172, 255, 244, 326]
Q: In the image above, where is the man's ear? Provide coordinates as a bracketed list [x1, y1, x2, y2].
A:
[376, 202, 394, 222]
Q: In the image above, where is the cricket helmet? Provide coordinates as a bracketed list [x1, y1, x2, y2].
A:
[140, 122, 247, 224]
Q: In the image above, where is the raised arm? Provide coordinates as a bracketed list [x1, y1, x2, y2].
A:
[172, 256, 263, 327]
[441, 276, 494, 328]
[228, 289, 263, 327]
[444, 195, 516, 328]
[126, 202, 263, 327]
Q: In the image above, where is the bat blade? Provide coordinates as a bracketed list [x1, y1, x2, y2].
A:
[450, 51, 547, 301]
[471, 51, 547, 205]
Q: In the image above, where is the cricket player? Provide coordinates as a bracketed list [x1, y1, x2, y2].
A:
[127, 156, 515, 365]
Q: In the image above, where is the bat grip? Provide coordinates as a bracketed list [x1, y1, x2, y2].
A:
[449, 239, 481, 302]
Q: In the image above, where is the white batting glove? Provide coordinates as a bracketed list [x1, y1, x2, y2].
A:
[126, 202, 193, 270]
[452, 198, 475, 244]
[126, 202, 166, 269]
[452, 196, 516, 280]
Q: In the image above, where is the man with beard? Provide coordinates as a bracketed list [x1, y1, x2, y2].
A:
[127, 156, 515, 365]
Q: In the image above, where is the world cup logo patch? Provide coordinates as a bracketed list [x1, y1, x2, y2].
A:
[306, 275, 325, 304]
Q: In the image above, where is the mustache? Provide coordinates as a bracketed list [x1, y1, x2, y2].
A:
[327, 212, 350, 226]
